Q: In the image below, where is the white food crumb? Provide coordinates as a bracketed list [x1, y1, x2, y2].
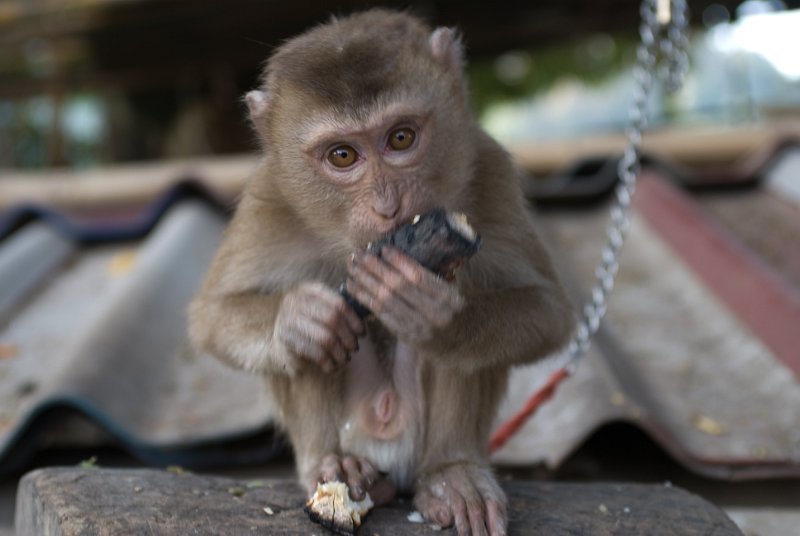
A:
[263, 507, 274, 515]
[407, 511, 424, 523]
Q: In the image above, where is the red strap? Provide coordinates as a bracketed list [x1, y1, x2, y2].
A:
[488, 366, 572, 454]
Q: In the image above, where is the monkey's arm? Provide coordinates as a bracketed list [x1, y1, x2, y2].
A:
[187, 198, 362, 376]
[415, 133, 575, 370]
[414, 202, 575, 368]
[419, 278, 574, 371]
[188, 289, 286, 373]
[189, 278, 362, 376]
[344, 224, 574, 371]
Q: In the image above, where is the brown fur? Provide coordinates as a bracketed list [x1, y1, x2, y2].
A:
[188, 10, 573, 536]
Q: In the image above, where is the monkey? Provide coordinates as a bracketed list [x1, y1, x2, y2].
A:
[187, 9, 574, 536]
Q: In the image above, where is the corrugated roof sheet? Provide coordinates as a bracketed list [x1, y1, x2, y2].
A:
[0, 137, 798, 481]
[0, 187, 280, 475]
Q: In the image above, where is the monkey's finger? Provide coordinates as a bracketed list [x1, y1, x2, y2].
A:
[341, 456, 367, 500]
[381, 246, 463, 316]
[332, 299, 363, 353]
[347, 257, 417, 316]
[381, 246, 427, 282]
[348, 251, 403, 299]
[283, 319, 344, 371]
[344, 268, 382, 312]
[347, 277, 423, 337]
[337, 295, 366, 337]
[485, 500, 507, 536]
[381, 246, 449, 295]
[307, 287, 366, 340]
[449, 493, 472, 536]
[296, 283, 363, 340]
[414, 489, 453, 527]
[306, 299, 360, 355]
[355, 458, 378, 488]
[307, 319, 351, 369]
[467, 503, 489, 536]
[452, 480, 488, 536]
[319, 454, 345, 483]
[353, 249, 425, 301]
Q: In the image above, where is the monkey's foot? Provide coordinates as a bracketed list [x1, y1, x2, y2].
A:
[313, 454, 396, 506]
[413, 462, 507, 536]
[305, 481, 374, 535]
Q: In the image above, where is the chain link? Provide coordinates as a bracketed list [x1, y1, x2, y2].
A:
[565, 0, 689, 368]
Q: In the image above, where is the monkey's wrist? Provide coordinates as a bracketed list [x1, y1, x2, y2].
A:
[270, 328, 302, 377]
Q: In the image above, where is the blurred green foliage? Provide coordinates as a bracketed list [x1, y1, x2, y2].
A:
[468, 34, 639, 116]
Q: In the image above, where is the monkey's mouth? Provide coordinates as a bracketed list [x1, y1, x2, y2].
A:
[439, 258, 465, 281]
[367, 209, 481, 274]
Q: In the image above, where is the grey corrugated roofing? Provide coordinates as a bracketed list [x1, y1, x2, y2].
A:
[0, 142, 798, 481]
[495, 171, 800, 478]
[0, 196, 280, 475]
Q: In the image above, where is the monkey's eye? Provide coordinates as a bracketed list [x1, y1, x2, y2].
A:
[327, 145, 358, 168]
[387, 128, 416, 151]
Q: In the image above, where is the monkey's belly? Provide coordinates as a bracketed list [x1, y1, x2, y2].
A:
[341, 338, 419, 490]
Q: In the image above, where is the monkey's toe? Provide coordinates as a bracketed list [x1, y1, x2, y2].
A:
[414, 463, 507, 536]
[317, 453, 395, 505]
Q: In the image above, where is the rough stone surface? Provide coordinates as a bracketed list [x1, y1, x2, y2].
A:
[15, 467, 743, 535]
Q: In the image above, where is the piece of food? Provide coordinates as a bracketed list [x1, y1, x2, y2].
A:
[341, 208, 482, 318]
[304, 481, 375, 535]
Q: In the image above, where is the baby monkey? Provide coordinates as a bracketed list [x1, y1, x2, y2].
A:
[188, 9, 573, 536]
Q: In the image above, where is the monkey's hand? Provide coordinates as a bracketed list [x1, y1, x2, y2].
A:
[414, 463, 507, 536]
[345, 247, 465, 343]
[274, 282, 365, 373]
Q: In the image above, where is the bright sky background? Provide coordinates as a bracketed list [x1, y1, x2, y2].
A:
[711, 7, 800, 80]
[483, 5, 800, 143]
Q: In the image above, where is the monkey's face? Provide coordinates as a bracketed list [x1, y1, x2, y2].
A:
[249, 9, 476, 248]
[289, 98, 469, 247]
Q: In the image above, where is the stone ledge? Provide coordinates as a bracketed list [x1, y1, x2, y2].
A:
[15, 467, 742, 535]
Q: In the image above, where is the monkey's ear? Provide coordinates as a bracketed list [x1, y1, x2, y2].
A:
[429, 27, 464, 73]
[245, 90, 270, 120]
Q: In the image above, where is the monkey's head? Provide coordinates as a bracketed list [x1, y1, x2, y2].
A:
[246, 9, 477, 247]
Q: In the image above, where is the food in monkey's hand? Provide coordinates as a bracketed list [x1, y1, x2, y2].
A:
[340, 208, 481, 318]
[304, 481, 375, 535]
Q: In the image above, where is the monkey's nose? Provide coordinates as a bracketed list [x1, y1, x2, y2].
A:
[372, 192, 400, 220]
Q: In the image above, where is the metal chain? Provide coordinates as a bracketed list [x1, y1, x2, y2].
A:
[565, 0, 689, 367]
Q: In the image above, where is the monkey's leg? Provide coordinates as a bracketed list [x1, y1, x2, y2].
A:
[414, 366, 510, 536]
[270, 358, 396, 506]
